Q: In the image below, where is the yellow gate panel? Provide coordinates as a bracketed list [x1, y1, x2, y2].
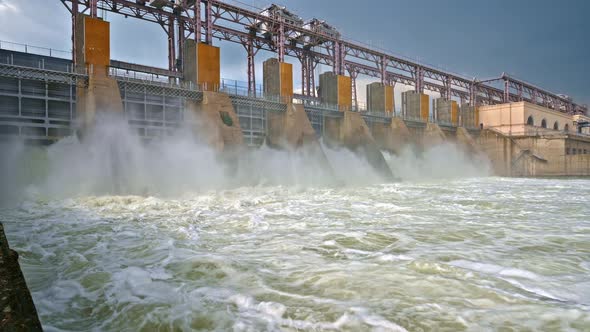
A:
[279, 62, 293, 100]
[451, 101, 459, 125]
[338, 75, 352, 111]
[84, 17, 110, 67]
[385, 85, 394, 113]
[420, 93, 430, 121]
[197, 43, 220, 90]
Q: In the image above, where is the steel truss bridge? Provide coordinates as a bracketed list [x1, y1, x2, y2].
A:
[59, 0, 586, 115]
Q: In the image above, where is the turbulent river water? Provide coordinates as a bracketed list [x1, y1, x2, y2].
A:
[1, 121, 589, 331]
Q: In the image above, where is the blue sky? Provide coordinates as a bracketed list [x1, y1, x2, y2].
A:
[0, 0, 588, 105]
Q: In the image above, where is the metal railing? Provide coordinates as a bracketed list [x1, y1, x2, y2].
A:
[0, 40, 71, 59]
[488, 125, 590, 139]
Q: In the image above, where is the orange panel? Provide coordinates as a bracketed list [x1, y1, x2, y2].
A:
[451, 101, 459, 125]
[337, 75, 352, 111]
[197, 43, 220, 90]
[420, 94, 430, 121]
[279, 62, 293, 100]
[385, 85, 394, 113]
[84, 17, 110, 67]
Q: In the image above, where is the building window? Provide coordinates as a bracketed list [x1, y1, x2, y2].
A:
[566, 148, 570, 155]
[541, 119, 547, 128]
[564, 124, 570, 132]
[553, 121, 559, 130]
[527, 116, 534, 126]
[573, 149, 577, 155]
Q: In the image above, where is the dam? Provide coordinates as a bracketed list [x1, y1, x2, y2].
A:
[0, 0, 588, 176]
[1, 1, 590, 331]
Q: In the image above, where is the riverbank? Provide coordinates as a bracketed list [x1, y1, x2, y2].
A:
[0, 223, 42, 331]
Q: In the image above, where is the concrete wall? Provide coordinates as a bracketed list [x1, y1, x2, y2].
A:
[477, 128, 590, 176]
[455, 127, 480, 154]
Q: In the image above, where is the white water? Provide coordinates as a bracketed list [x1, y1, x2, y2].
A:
[2, 117, 589, 331]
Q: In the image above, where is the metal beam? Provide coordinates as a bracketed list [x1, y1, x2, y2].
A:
[59, 0, 587, 114]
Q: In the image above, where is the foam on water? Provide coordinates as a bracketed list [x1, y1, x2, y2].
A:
[2, 178, 589, 330]
[1, 116, 589, 330]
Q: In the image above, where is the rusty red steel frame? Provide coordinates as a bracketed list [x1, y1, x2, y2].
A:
[60, 0, 586, 114]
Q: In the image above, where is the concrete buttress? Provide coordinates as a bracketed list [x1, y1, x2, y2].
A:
[370, 117, 412, 154]
[421, 123, 447, 147]
[186, 91, 244, 152]
[325, 111, 394, 180]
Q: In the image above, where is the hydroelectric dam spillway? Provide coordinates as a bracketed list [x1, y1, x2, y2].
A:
[0, 0, 589, 178]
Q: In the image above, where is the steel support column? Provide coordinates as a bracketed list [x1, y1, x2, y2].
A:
[333, 42, 345, 75]
[177, 17, 185, 72]
[380, 55, 387, 84]
[205, 0, 213, 44]
[310, 58, 317, 97]
[445, 76, 452, 100]
[349, 68, 359, 110]
[299, 51, 316, 97]
[90, 0, 98, 18]
[71, 0, 78, 67]
[194, 0, 201, 42]
[469, 81, 477, 106]
[415, 66, 424, 94]
[503, 78, 510, 103]
[167, 20, 176, 72]
[299, 53, 308, 96]
[245, 37, 259, 97]
[277, 22, 285, 62]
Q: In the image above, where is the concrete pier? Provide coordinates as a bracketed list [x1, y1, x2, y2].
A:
[75, 15, 123, 134]
[366, 83, 394, 113]
[263, 58, 293, 103]
[263, 58, 322, 148]
[422, 122, 447, 147]
[319, 72, 352, 111]
[183, 40, 221, 91]
[186, 92, 244, 151]
[370, 117, 412, 154]
[434, 98, 458, 125]
[183, 40, 243, 151]
[0, 223, 43, 331]
[460, 104, 479, 128]
[402, 91, 430, 121]
[324, 111, 394, 180]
